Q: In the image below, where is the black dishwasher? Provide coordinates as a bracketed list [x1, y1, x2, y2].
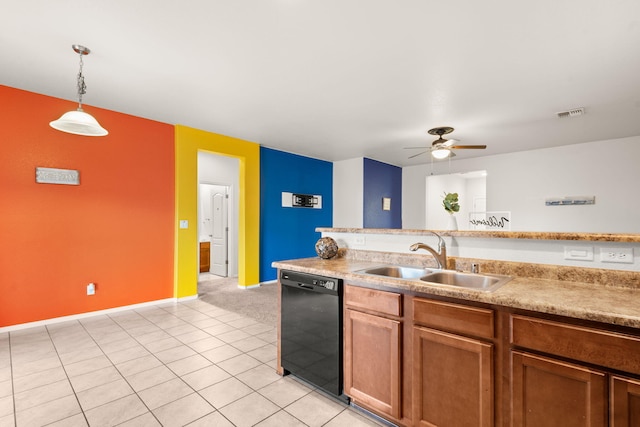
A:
[280, 270, 347, 401]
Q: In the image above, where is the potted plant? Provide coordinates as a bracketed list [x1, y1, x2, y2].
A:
[442, 192, 460, 230]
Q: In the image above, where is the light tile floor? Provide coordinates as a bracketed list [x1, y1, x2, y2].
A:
[0, 299, 385, 427]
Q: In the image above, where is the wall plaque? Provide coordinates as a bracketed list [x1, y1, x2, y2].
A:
[36, 167, 80, 185]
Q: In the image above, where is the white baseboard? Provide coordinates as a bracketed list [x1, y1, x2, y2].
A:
[236, 280, 277, 290]
[0, 296, 198, 333]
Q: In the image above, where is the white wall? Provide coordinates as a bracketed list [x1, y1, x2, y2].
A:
[403, 136, 640, 233]
[324, 231, 639, 272]
[197, 151, 240, 277]
[333, 158, 364, 227]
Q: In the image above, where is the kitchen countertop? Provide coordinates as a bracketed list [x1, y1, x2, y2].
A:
[317, 227, 640, 243]
[273, 256, 640, 330]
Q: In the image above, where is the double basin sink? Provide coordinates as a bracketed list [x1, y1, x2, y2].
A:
[355, 265, 512, 292]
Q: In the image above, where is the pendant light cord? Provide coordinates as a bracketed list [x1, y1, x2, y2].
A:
[76, 52, 86, 111]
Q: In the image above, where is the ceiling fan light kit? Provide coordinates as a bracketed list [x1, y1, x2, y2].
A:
[431, 148, 452, 159]
[405, 126, 487, 160]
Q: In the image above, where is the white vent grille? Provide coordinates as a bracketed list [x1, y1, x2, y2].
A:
[557, 107, 585, 118]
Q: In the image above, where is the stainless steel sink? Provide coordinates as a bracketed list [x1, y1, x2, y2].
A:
[354, 265, 512, 292]
[420, 270, 511, 292]
[356, 265, 434, 280]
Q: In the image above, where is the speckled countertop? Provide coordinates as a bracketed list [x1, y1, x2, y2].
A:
[316, 227, 640, 242]
[273, 252, 640, 330]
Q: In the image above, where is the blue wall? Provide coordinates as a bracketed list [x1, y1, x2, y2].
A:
[363, 158, 402, 228]
[260, 147, 333, 281]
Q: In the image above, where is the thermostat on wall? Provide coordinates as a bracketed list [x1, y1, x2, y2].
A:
[282, 192, 322, 209]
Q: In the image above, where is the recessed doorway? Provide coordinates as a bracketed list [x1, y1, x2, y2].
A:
[198, 151, 239, 282]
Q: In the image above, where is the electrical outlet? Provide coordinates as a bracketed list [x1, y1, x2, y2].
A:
[354, 236, 366, 245]
[87, 283, 96, 295]
[600, 247, 634, 264]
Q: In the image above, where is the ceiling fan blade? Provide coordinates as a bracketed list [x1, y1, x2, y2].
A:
[408, 151, 427, 159]
[450, 145, 487, 150]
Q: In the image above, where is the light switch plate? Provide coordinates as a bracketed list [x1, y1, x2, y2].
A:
[564, 246, 594, 261]
[179, 220, 189, 229]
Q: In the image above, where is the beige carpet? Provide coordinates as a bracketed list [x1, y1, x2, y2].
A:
[198, 276, 278, 327]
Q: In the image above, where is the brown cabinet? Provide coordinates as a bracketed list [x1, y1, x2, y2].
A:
[413, 326, 493, 427]
[344, 285, 403, 420]
[412, 298, 495, 427]
[510, 314, 640, 427]
[610, 375, 640, 427]
[338, 280, 640, 427]
[511, 351, 607, 427]
[199, 242, 210, 272]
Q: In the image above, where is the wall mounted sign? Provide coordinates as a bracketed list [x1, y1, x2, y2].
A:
[469, 211, 511, 230]
[281, 192, 323, 209]
[545, 196, 595, 206]
[35, 167, 80, 185]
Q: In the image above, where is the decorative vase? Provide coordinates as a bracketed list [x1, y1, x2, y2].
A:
[315, 237, 339, 259]
[447, 214, 458, 231]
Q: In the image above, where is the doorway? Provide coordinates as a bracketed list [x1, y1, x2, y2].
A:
[425, 170, 487, 230]
[175, 125, 260, 298]
[197, 151, 239, 281]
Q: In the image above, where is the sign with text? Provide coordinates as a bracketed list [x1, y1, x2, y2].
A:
[35, 167, 80, 185]
[468, 211, 511, 230]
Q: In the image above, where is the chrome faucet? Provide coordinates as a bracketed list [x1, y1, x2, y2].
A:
[410, 231, 447, 270]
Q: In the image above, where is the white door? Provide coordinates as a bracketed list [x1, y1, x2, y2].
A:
[210, 187, 228, 276]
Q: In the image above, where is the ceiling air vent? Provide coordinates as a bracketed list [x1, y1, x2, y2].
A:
[556, 107, 585, 118]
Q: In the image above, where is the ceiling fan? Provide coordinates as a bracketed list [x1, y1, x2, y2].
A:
[406, 127, 487, 159]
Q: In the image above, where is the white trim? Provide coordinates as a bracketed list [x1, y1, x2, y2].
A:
[177, 295, 199, 302]
[0, 297, 195, 333]
[235, 280, 277, 290]
[237, 283, 261, 290]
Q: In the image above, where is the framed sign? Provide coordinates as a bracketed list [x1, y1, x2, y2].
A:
[35, 167, 80, 185]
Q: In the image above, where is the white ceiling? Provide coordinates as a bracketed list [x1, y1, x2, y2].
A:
[2, 0, 639, 167]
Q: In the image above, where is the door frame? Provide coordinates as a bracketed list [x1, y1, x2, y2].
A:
[175, 125, 260, 298]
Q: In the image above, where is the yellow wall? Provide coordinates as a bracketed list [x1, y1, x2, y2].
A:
[174, 125, 260, 297]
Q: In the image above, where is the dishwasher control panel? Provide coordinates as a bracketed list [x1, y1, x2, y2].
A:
[312, 278, 337, 291]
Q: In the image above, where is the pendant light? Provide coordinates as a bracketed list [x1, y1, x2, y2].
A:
[50, 45, 108, 136]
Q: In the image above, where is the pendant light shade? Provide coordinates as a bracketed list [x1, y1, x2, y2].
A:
[50, 109, 108, 136]
[50, 45, 108, 137]
[431, 148, 451, 159]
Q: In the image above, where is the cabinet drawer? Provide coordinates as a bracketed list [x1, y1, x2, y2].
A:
[413, 298, 494, 339]
[345, 285, 402, 317]
[511, 314, 640, 375]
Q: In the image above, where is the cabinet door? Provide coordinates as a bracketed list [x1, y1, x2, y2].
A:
[610, 375, 640, 427]
[344, 308, 401, 419]
[511, 351, 607, 427]
[413, 326, 493, 427]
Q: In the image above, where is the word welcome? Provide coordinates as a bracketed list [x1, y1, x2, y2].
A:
[469, 215, 510, 229]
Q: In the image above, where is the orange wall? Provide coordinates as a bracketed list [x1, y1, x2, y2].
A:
[0, 85, 175, 327]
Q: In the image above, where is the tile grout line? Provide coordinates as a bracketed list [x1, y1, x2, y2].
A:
[145, 301, 294, 426]
[7, 333, 16, 427]
[5, 297, 371, 427]
[44, 320, 92, 426]
[74, 315, 163, 427]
